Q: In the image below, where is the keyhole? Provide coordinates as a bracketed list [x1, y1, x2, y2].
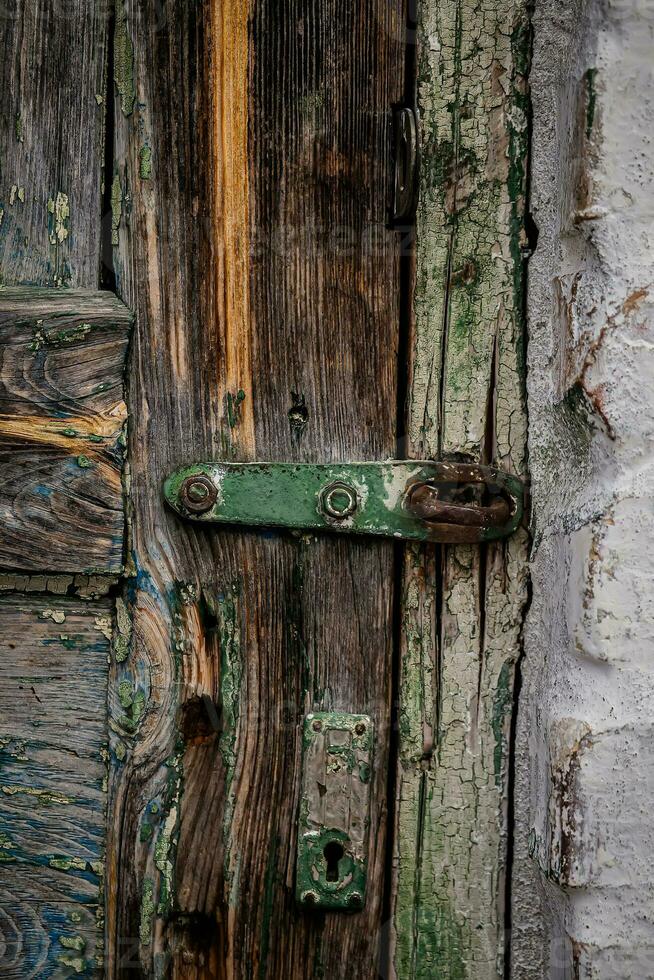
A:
[323, 840, 345, 882]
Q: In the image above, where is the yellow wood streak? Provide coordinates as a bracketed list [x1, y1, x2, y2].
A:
[209, 0, 255, 456]
[0, 408, 127, 450]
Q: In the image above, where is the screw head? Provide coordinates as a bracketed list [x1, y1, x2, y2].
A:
[180, 474, 218, 514]
[301, 890, 319, 906]
[348, 892, 364, 909]
[312, 719, 323, 733]
[355, 722, 366, 736]
[321, 481, 358, 520]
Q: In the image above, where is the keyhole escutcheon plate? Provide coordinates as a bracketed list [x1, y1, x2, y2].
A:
[296, 712, 373, 912]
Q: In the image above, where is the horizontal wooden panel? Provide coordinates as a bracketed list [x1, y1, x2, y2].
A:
[0, 288, 132, 573]
[0, 595, 111, 978]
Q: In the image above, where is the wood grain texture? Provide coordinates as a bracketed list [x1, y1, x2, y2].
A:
[0, 288, 132, 574]
[390, 1, 530, 977]
[0, 5, 122, 976]
[0, 0, 110, 288]
[108, 1, 406, 976]
[0, 595, 112, 978]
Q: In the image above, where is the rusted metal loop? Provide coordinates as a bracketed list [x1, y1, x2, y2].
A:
[407, 483, 512, 528]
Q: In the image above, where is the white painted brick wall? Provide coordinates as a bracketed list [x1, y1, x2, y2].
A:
[512, 0, 654, 976]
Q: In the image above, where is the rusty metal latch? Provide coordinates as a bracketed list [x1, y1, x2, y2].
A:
[163, 461, 525, 544]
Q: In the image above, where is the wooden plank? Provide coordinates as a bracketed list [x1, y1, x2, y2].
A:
[0, 4, 118, 976]
[0, 0, 110, 288]
[0, 595, 112, 977]
[390, 1, 530, 977]
[107, 0, 406, 975]
[0, 288, 132, 574]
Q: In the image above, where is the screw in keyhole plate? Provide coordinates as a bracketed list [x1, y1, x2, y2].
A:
[179, 474, 218, 514]
[320, 481, 358, 520]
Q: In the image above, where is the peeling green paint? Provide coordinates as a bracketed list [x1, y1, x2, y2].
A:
[154, 777, 179, 916]
[41, 608, 66, 624]
[111, 172, 122, 246]
[47, 192, 70, 245]
[393, 1, 532, 975]
[114, 1, 136, 117]
[77, 455, 92, 469]
[57, 953, 86, 974]
[226, 388, 246, 429]
[140, 878, 155, 945]
[1, 785, 72, 805]
[117, 679, 146, 730]
[49, 856, 90, 872]
[60, 934, 86, 952]
[30, 321, 92, 351]
[139, 145, 152, 180]
[113, 596, 132, 663]
[217, 584, 242, 777]
[212, 582, 243, 900]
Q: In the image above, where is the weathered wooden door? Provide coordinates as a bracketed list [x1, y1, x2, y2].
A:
[0, 1, 529, 978]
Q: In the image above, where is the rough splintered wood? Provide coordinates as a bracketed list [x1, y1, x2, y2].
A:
[0, 595, 112, 978]
[0, 1, 110, 288]
[108, 0, 406, 976]
[0, 288, 132, 574]
[391, 1, 530, 977]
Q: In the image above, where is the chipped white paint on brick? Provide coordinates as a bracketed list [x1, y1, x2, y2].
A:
[512, 0, 654, 976]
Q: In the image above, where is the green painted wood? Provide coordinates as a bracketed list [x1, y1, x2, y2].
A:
[390, 1, 531, 977]
[0, 595, 112, 977]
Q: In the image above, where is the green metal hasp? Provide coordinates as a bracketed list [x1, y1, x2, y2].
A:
[296, 712, 373, 912]
[163, 461, 524, 544]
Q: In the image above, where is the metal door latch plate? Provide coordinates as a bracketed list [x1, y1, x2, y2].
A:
[296, 712, 373, 912]
[163, 460, 525, 544]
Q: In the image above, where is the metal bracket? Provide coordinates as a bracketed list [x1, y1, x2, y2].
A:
[296, 712, 373, 912]
[163, 461, 524, 544]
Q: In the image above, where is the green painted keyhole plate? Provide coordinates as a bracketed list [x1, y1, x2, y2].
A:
[296, 712, 373, 912]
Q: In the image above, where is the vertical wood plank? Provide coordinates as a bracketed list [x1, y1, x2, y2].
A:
[108, 1, 406, 975]
[391, 1, 530, 976]
[0, 0, 110, 288]
[0, 3, 117, 975]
